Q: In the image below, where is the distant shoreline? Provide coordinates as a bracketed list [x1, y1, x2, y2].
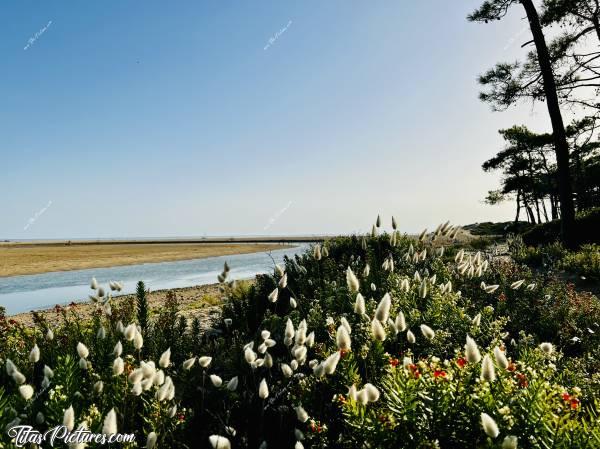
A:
[0, 236, 327, 246]
[0, 242, 300, 278]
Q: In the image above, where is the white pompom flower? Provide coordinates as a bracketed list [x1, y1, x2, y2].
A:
[371, 319, 386, 341]
[465, 336, 481, 364]
[258, 378, 269, 399]
[420, 324, 435, 341]
[76, 342, 89, 359]
[29, 344, 40, 363]
[480, 412, 499, 438]
[199, 356, 212, 368]
[19, 385, 34, 401]
[374, 293, 391, 323]
[494, 347, 509, 370]
[210, 375, 223, 387]
[481, 355, 496, 382]
[336, 326, 351, 351]
[346, 267, 360, 293]
[63, 405, 75, 432]
[295, 406, 309, 422]
[208, 435, 231, 449]
[146, 432, 158, 449]
[540, 342, 554, 355]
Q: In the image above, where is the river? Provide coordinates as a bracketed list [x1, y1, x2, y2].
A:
[0, 245, 306, 315]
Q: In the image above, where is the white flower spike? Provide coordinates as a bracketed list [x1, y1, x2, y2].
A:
[480, 413, 499, 438]
[258, 378, 269, 399]
[63, 405, 75, 432]
[481, 355, 496, 382]
[336, 325, 351, 351]
[159, 348, 171, 368]
[29, 344, 40, 363]
[420, 324, 435, 340]
[209, 435, 231, 449]
[465, 336, 481, 364]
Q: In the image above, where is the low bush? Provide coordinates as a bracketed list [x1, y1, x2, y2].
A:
[464, 221, 531, 236]
[508, 236, 567, 268]
[509, 235, 600, 282]
[560, 244, 600, 281]
[342, 346, 599, 449]
[522, 207, 600, 246]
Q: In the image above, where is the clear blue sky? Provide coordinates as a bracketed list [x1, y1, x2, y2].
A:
[1, 1, 553, 239]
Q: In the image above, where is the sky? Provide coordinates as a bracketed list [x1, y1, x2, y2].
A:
[0, 1, 556, 239]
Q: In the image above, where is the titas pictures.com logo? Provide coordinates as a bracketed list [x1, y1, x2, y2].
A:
[7, 425, 135, 447]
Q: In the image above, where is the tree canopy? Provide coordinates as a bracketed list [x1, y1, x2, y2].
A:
[470, 0, 600, 243]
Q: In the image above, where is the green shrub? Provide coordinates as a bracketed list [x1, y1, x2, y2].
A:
[341, 347, 600, 448]
[560, 244, 600, 281]
[508, 235, 566, 268]
[509, 234, 600, 282]
[522, 207, 600, 246]
[464, 221, 531, 236]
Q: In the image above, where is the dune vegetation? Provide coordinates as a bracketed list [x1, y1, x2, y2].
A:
[1, 216, 599, 448]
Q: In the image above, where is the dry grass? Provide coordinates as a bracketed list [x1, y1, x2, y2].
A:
[0, 242, 289, 277]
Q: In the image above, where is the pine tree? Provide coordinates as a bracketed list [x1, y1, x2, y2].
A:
[468, 0, 578, 246]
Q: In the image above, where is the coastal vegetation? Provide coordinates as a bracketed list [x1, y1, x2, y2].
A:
[1, 218, 599, 448]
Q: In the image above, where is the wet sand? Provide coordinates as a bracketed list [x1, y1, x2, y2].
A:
[0, 242, 289, 277]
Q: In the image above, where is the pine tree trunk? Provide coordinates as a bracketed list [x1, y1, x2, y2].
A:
[520, 0, 576, 246]
[515, 190, 521, 223]
[534, 197, 542, 223]
[551, 195, 559, 219]
[574, 150, 583, 209]
[541, 198, 549, 222]
[524, 199, 536, 223]
[592, 15, 600, 43]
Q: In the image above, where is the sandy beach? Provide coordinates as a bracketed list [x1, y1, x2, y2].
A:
[9, 282, 228, 327]
[0, 242, 290, 277]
